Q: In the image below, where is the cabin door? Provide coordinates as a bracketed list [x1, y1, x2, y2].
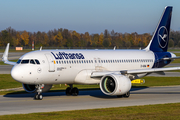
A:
[45, 53, 55, 72]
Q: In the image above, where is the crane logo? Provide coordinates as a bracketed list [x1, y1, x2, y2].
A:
[157, 26, 168, 48]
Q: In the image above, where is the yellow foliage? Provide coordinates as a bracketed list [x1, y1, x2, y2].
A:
[98, 33, 104, 46]
[20, 31, 29, 45]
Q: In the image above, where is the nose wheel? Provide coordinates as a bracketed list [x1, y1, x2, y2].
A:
[34, 93, 43, 100]
[34, 84, 44, 100]
[66, 84, 79, 96]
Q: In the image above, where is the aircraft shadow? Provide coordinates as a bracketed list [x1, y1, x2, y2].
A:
[3, 87, 149, 99]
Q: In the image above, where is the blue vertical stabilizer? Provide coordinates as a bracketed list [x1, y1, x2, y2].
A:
[145, 6, 172, 52]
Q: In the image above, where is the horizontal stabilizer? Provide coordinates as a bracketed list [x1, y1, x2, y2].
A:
[163, 56, 180, 60]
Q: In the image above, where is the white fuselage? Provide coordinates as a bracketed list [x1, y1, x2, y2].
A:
[11, 49, 155, 85]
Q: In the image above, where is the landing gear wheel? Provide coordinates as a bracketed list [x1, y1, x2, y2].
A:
[72, 87, 79, 96]
[34, 84, 44, 100]
[123, 91, 130, 98]
[66, 85, 79, 96]
[66, 87, 72, 96]
[34, 93, 43, 100]
[34, 94, 38, 100]
[38, 94, 43, 100]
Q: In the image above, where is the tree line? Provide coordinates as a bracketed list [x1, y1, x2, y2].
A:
[0, 27, 180, 49]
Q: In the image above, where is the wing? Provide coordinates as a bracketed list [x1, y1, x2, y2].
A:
[2, 43, 16, 65]
[91, 67, 180, 78]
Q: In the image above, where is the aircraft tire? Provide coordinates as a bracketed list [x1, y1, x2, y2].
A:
[123, 91, 130, 98]
[34, 94, 43, 100]
[66, 87, 72, 96]
[72, 87, 79, 96]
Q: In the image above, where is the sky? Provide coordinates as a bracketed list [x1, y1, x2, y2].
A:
[0, 0, 180, 34]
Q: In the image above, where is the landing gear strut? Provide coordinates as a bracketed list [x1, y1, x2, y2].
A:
[66, 84, 79, 96]
[34, 84, 44, 100]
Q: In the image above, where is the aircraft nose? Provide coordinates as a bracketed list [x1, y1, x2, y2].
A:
[11, 66, 22, 83]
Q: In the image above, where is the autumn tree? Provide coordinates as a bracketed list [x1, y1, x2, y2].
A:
[72, 31, 81, 47]
[43, 33, 49, 46]
[98, 33, 104, 47]
[84, 32, 92, 47]
[54, 32, 66, 47]
[21, 30, 29, 45]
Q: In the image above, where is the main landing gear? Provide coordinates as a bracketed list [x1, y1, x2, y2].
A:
[66, 84, 79, 96]
[117, 91, 130, 98]
[34, 84, 44, 100]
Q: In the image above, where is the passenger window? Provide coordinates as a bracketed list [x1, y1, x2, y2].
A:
[35, 59, 40, 64]
[21, 60, 29, 64]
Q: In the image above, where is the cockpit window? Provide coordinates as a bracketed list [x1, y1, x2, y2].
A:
[21, 60, 29, 64]
[30, 59, 35, 64]
[35, 59, 40, 64]
[17, 59, 21, 64]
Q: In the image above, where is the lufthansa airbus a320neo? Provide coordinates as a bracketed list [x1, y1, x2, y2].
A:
[2, 6, 180, 100]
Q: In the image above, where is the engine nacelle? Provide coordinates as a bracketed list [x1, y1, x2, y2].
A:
[100, 74, 131, 96]
[22, 84, 52, 93]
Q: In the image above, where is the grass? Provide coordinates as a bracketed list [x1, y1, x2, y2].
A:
[1, 103, 180, 119]
[171, 53, 180, 63]
[168, 49, 180, 51]
[0, 74, 22, 89]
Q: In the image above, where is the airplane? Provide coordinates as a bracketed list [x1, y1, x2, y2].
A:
[2, 6, 180, 100]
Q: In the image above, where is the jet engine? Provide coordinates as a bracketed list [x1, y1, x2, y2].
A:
[22, 84, 52, 93]
[100, 74, 131, 96]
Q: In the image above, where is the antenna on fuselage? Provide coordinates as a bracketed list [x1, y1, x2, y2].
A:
[40, 46, 42, 51]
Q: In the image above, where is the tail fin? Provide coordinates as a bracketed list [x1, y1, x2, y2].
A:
[145, 6, 172, 52]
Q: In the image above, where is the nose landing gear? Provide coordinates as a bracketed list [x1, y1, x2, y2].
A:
[34, 84, 44, 100]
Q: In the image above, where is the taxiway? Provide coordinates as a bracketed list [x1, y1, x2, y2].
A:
[1, 86, 180, 115]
